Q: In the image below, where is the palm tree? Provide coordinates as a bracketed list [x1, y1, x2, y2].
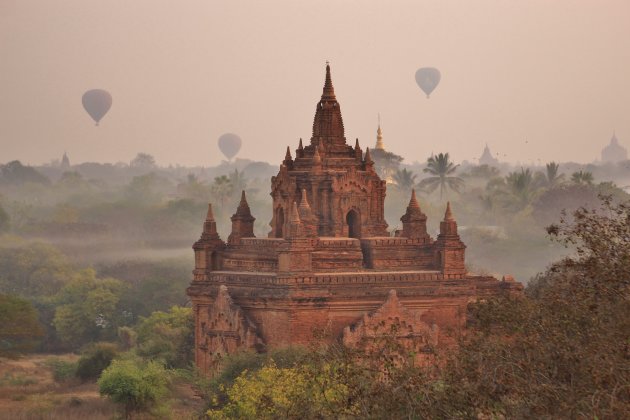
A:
[392, 168, 417, 194]
[505, 168, 536, 208]
[229, 169, 248, 197]
[544, 162, 564, 186]
[419, 153, 464, 200]
[571, 170, 594, 185]
[210, 175, 233, 211]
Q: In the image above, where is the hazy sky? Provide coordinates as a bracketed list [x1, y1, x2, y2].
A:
[1, 0, 629, 167]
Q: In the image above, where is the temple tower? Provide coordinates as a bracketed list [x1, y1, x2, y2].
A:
[269, 64, 389, 238]
[228, 191, 255, 244]
[434, 202, 466, 275]
[601, 131, 627, 163]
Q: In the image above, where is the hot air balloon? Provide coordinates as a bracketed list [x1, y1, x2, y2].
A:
[82, 89, 112, 125]
[414, 68, 441, 98]
[218, 133, 242, 161]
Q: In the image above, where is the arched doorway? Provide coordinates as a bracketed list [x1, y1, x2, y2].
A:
[346, 210, 361, 238]
[275, 207, 285, 238]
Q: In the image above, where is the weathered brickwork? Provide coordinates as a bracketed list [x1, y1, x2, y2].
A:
[187, 65, 522, 375]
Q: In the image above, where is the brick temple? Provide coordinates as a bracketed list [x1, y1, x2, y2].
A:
[188, 65, 522, 373]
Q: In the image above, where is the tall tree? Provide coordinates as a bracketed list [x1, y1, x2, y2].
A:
[571, 170, 594, 185]
[391, 168, 417, 194]
[505, 168, 536, 207]
[210, 175, 233, 212]
[419, 153, 464, 199]
[53, 269, 126, 348]
[544, 161, 564, 186]
[0, 294, 43, 357]
[130, 153, 156, 168]
[228, 169, 248, 197]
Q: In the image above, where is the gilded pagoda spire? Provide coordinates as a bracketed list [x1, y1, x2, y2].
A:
[375, 114, 385, 150]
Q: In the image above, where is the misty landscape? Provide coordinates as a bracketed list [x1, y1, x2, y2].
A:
[1, 1, 629, 419]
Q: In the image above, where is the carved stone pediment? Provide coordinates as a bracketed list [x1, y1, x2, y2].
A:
[201, 285, 264, 362]
[343, 289, 438, 354]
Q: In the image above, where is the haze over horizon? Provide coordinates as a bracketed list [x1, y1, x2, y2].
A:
[1, 0, 629, 167]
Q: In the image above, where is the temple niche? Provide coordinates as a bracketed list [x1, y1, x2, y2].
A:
[188, 64, 522, 375]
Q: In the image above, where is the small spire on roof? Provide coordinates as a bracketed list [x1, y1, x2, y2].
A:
[299, 189, 311, 212]
[206, 203, 215, 221]
[235, 190, 252, 216]
[364, 147, 373, 164]
[313, 147, 322, 165]
[322, 62, 336, 99]
[290, 201, 301, 223]
[408, 189, 420, 210]
[444, 201, 454, 221]
[285, 146, 292, 161]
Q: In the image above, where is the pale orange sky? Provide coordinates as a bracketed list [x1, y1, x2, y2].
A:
[1, 0, 629, 167]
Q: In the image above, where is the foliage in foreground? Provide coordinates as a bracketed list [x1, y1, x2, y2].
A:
[207, 196, 630, 419]
[98, 358, 169, 419]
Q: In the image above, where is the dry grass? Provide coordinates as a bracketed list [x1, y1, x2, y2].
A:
[0, 354, 205, 419]
[0, 354, 116, 419]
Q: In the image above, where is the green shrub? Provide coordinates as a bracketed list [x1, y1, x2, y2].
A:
[76, 342, 118, 381]
[98, 358, 169, 418]
[45, 358, 77, 382]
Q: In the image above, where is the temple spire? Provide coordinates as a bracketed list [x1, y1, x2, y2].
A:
[444, 201, 454, 221]
[235, 190, 252, 217]
[409, 189, 420, 210]
[312, 63, 345, 142]
[203, 203, 219, 236]
[375, 115, 385, 150]
[322, 62, 335, 99]
[228, 190, 255, 244]
[206, 203, 215, 221]
[364, 147, 373, 164]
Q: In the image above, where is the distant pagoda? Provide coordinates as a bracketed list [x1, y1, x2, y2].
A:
[370, 116, 401, 183]
[601, 132, 627, 163]
[60, 152, 70, 169]
[478, 144, 499, 166]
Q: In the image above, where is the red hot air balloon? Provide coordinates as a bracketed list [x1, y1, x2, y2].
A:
[414, 68, 441, 98]
[82, 89, 112, 125]
[218, 133, 242, 161]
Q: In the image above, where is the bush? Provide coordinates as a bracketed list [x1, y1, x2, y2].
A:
[98, 358, 169, 418]
[46, 358, 77, 382]
[76, 342, 118, 381]
[0, 294, 43, 357]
